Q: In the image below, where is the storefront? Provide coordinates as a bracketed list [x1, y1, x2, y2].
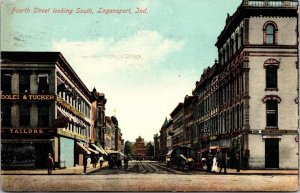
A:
[1, 126, 55, 169]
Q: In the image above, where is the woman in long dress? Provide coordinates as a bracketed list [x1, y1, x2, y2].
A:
[211, 156, 218, 172]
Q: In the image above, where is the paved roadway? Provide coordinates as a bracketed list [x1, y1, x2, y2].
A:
[90, 160, 201, 175]
[1, 161, 298, 192]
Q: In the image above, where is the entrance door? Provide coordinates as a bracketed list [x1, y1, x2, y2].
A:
[265, 139, 279, 168]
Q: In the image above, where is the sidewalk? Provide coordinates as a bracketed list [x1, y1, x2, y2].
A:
[199, 167, 299, 175]
[1, 162, 109, 175]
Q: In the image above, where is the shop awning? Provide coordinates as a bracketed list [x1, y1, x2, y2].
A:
[209, 146, 229, 150]
[87, 147, 99, 154]
[197, 147, 209, 153]
[76, 142, 91, 154]
[91, 144, 108, 155]
[166, 149, 173, 156]
[106, 150, 120, 154]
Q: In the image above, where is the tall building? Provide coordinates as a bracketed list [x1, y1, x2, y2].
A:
[192, 0, 298, 169]
[1, 51, 107, 168]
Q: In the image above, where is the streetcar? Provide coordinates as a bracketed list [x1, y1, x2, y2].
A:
[166, 146, 195, 170]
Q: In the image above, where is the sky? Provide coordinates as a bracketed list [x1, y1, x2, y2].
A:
[1, 0, 242, 142]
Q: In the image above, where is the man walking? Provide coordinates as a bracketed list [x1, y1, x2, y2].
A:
[47, 153, 54, 175]
[219, 154, 227, 174]
[236, 154, 240, 172]
[83, 155, 88, 173]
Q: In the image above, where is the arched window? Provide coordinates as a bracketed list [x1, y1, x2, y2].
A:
[266, 24, 275, 44]
[263, 21, 278, 44]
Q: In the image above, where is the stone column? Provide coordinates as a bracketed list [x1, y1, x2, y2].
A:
[49, 70, 56, 94]
[49, 102, 55, 127]
[11, 72, 19, 94]
[11, 103, 19, 127]
[242, 53, 250, 169]
[30, 72, 38, 94]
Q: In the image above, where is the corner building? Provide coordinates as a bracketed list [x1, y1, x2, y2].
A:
[1, 52, 95, 168]
[193, 0, 298, 169]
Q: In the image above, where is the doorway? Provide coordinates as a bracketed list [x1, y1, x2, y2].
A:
[265, 138, 279, 168]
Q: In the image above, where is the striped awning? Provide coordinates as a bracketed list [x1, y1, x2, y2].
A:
[106, 149, 120, 154]
[91, 144, 108, 155]
[87, 147, 99, 154]
[76, 142, 91, 154]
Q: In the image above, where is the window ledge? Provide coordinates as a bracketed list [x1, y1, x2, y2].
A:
[265, 127, 279, 130]
[265, 88, 278, 92]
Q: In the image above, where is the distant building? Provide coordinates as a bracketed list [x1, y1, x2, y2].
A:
[159, 118, 168, 161]
[132, 136, 146, 160]
[170, 103, 184, 148]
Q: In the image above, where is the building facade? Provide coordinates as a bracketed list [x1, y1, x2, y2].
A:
[1, 51, 107, 168]
[132, 136, 146, 160]
[158, 0, 298, 169]
[170, 103, 184, 148]
[159, 118, 168, 161]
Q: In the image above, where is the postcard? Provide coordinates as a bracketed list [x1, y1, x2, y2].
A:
[0, 0, 298, 192]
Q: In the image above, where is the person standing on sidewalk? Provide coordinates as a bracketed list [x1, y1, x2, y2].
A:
[99, 155, 104, 168]
[47, 153, 54, 175]
[235, 153, 240, 172]
[219, 154, 227, 174]
[83, 155, 88, 173]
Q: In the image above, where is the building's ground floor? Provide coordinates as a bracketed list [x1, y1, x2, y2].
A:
[195, 133, 298, 169]
[1, 135, 107, 169]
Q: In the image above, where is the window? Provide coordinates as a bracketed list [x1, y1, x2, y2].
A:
[19, 73, 30, 93]
[266, 66, 277, 89]
[235, 33, 239, 51]
[38, 74, 49, 93]
[38, 104, 49, 127]
[266, 24, 275, 44]
[19, 104, 31, 126]
[1, 103, 12, 127]
[266, 100, 278, 127]
[1, 73, 12, 93]
[263, 22, 278, 44]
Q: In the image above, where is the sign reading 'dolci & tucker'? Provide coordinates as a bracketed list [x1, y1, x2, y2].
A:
[1, 94, 56, 101]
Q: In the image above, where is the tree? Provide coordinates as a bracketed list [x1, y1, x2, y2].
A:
[124, 140, 132, 156]
[146, 142, 154, 159]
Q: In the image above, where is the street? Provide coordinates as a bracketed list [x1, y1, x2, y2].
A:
[1, 161, 298, 192]
[90, 160, 202, 175]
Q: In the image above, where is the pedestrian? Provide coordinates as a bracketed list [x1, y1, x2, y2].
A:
[91, 154, 96, 168]
[211, 156, 218, 173]
[206, 155, 212, 172]
[87, 156, 91, 168]
[236, 153, 240, 172]
[47, 153, 54, 175]
[201, 157, 206, 168]
[99, 155, 104, 168]
[123, 155, 129, 170]
[83, 155, 87, 173]
[108, 156, 113, 169]
[219, 154, 227, 174]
